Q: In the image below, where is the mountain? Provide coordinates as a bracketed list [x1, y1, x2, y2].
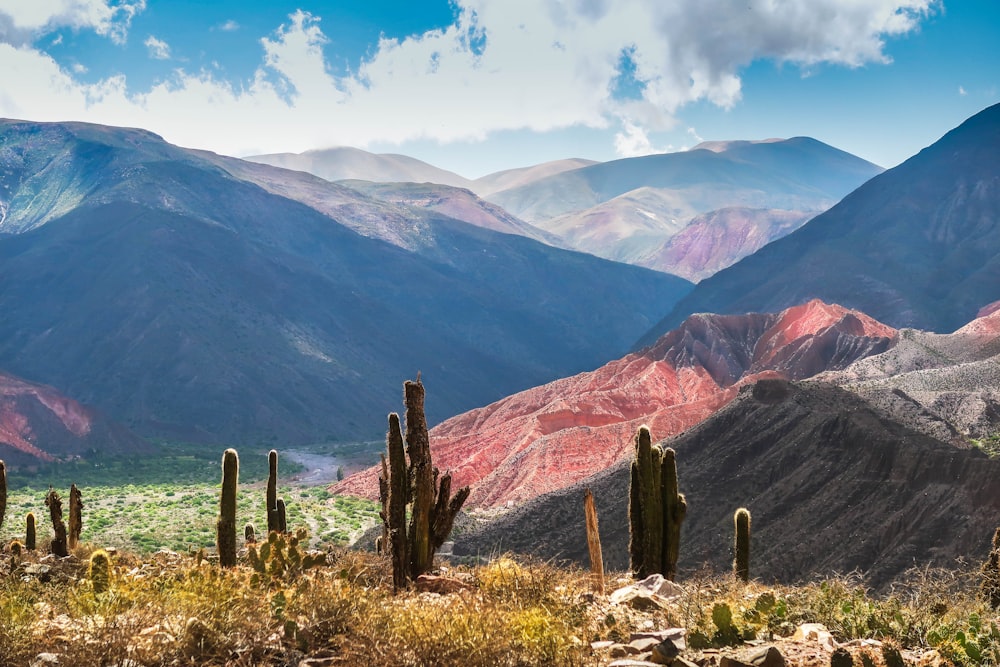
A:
[452, 379, 1000, 589]
[646, 103, 1000, 339]
[0, 119, 692, 445]
[0, 370, 149, 466]
[485, 138, 881, 275]
[335, 180, 563, 247]
[470, 158, 598, 197]
[245, 146, 473, 188]
[336, 299, 895, 506]
[638, 207, 815, 282]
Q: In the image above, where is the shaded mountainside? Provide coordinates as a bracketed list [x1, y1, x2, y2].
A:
[0, 370, 149, 465]
[0, 119, 692, 445]
[453, 379, 1000, 589]
[470, 158, 599, 197]
[336, 299, 895, 506]
[646, 103, 1000, 340]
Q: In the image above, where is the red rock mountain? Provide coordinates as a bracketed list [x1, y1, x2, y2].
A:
[0, 370, 148, 465]
[336, 299, 896, 506]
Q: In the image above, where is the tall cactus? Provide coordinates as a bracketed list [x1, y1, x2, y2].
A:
[68, 484, 83, 549]
[0, 460, 6, 532]
[628, 425, 687, 580]
[378, 378, 470, 591]
[734, 507, 751, 582]
[45, 488, 68, 557]
[276, 498, 287, 533]
[26, 512, 36, 550]
[217, 449, 239, 567]
[266, 450, 279, 534]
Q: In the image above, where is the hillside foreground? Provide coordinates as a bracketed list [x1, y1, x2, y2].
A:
[1, 537, 996, 667]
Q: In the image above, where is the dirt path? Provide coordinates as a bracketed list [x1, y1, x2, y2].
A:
[283, 450, 346, 486]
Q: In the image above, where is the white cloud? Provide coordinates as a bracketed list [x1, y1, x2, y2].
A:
[144, 35, 170, 60]
[219, 19, 239, 32]
[959, 85, 968, 96]
[0, 0, 146, 44]
[0, 0, 937, 157]
[614, 120, 670, 157]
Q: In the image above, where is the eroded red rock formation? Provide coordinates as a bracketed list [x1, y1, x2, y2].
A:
[336, 299, 897, 507]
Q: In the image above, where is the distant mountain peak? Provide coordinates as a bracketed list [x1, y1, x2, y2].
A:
[691, 138, 786, 152]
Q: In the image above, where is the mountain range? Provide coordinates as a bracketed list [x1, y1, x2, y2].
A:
[648, 102, 1000, 337]
[0, 119, 690, 448]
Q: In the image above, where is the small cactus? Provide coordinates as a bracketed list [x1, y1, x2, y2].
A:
[26, 512, 36, 550]
[266, 450, 279, 534]
[982, 527, 1000, 608]
[9, 539, 23, 558]
[68, 484, 84, 550]
[734, 507, 751, 582]
[45, 488, 68, 557]
[248, 527, 325, 585]
[0, 459, 6, 532]
[89, 548, 112, 594]
[276, 498, 287, 534]
[245, 523, 257, 544]
[216, 449, 239, 567]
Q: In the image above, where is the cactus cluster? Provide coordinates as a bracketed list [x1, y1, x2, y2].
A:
[379, 378, 470, 591]
[248, 527, 325, 585]
[628, 425, 687, 580]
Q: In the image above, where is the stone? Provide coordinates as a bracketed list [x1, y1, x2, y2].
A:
[792, 623, 837, 651]
[675, 659, 702, 667]
[591, 640, 616, 651]
[630, 628, 686, 647]
[720, 657, 753, 667]
[649, 637, 682, 664]
[749, 646, 786, 667]
[299, 652, 339, 667]
[608, 661, 663, 667]
[30, 655, 60, 667]
[831, 647, 854, 667]
[628, 637, 662, 654]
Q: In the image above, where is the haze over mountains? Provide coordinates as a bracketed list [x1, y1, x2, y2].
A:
[650, 102, 1000, 337]
[0, 119, 690, 449]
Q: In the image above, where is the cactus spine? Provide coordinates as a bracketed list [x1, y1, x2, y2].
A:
[378, 378, 470, 591]
[734, 507, 751, 582]
[68, 483, 83, 549]
[266, 449, 279, 534]
[217, 448, 239, 567]
[89, 548, 112, 594]
[45, 488, 68, 557]
[26, 512, 36, 550]
[628, 425, 687, 580]
[0, 460, 6, 532]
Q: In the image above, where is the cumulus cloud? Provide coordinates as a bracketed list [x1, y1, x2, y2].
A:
[219, 20, 239, 32]
[0, 0, 146, 44]
[0, 0, 937, 158]
[959, 85, 968, 96]
[144, 35, 170, 60]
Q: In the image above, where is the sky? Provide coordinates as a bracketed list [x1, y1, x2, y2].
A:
[0, 0, 997, 178]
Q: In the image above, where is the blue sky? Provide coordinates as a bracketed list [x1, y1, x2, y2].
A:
[0, 0, 997, 177]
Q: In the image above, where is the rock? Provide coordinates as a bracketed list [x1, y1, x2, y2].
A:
[608, 661, 663, 667]
[591, 640, 616, 651]
[630, 628, 686, 646]
[628, 637, 662, 654]
[609, 577, 682, 610]
[30, 655, 60, 667]
[793, 623, 837, 651]
[649, 637, 682, 664]
[675, 659, 702, 667]
[414, 574, 473, 595]
[299, 651, 339, 667]
[635, 574, 685, 599]
[749, 646, 786, 667]
[720, 657, 752, 667]
[610, 645, 632, 658]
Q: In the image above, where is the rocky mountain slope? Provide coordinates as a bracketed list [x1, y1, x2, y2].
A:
[336, 299, 895, 506]
[450, 307, 1000, 588]
[647, 103, 1000, 338]
[0, 370, 149, 465]
[0, 119, 691, 445]
[452, 378, 1000, 589]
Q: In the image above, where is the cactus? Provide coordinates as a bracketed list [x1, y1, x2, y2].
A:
[628, 425, 687, 580]
[276, 498, 287, 533]
[9, 539, 23, 558]
[45, 488, 68, 557]
[26, 512, 36, 550]
[68, 484, 83, 550]
[734, 507, 751, 582]
[89, 548, 112, 594]
[245, 523, 257, 545]
[216, 448, 239, 567]
[248, 528, 325, 586]
[378, 378, 470, 591]
[266, 449, 279, 534]
[0, 459, 6, 532]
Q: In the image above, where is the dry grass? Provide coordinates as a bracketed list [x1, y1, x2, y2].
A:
[2, 542, 999, 667]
